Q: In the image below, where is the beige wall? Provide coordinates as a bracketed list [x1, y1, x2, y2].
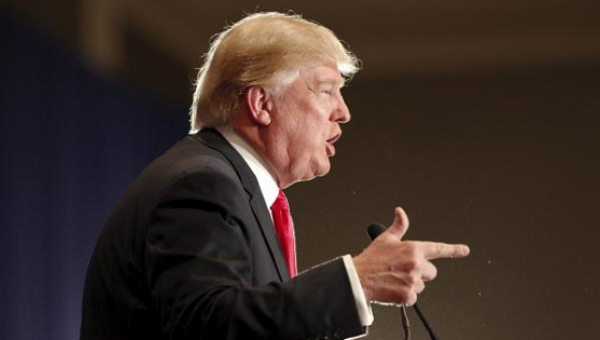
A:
[290, 66, 600, 339]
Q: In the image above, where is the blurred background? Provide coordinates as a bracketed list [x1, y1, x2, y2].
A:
[1, 1, 599, 339]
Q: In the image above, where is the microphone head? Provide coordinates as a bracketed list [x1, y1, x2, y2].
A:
[367, 223, 387, 241]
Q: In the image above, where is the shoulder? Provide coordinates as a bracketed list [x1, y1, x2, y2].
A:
[115, 135, 248, 220]
[145, 135, 239, 183]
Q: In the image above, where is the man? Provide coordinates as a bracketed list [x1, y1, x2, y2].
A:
[80, 12, 469, 340]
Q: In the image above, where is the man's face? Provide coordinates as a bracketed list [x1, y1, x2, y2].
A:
[265, 64, 351, 188]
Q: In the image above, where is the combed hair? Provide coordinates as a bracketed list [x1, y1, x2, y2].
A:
[189, 12, 360, 133]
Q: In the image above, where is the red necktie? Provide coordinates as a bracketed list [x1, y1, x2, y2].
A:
[270, 190, 297, 278]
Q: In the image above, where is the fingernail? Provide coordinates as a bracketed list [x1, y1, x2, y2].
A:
[461, 245, 471, 256]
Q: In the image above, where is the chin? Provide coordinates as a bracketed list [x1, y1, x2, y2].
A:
[314, 161, 332, 178]
[290, 158, 332, 185]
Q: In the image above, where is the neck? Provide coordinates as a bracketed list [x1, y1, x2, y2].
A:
[231, 121, 293, 189]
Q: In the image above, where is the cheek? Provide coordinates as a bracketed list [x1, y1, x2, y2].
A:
[285, 103, 331, 151]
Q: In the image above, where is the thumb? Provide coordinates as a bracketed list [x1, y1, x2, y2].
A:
[387, 207, 410, 240]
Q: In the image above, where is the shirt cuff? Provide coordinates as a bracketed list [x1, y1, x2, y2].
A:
[342, 255, 374, 326]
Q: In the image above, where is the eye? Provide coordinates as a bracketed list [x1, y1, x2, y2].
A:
[320, 87, 333, 95]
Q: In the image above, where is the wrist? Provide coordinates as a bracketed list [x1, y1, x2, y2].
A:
[352, 255, 373, 302]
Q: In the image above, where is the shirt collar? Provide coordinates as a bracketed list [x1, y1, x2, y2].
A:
[216, 126, 280, 209]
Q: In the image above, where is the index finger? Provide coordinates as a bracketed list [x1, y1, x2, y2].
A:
[419, 241, 470, 260]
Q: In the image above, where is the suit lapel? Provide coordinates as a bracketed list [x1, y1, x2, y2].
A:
[194, 129, 290, 282]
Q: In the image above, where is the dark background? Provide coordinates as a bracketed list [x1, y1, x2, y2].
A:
[1, 1, 599, 339]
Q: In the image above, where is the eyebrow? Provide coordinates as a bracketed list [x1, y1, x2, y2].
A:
[314, 78, 344, 87]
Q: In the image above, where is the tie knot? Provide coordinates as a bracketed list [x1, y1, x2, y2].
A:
[271, 190, 289, 212]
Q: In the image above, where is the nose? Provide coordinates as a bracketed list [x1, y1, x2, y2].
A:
[333, 93, 351, 124]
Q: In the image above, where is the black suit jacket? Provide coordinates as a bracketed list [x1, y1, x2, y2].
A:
[80, 129, 364, 340]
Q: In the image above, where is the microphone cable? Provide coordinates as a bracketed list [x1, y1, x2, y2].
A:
[367, 223, 441, 340]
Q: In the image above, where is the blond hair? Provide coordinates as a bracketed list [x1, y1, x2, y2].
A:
[189, 12, 360, 133]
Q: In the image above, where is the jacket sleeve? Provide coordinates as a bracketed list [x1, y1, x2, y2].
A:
[144, 169, 366, 340]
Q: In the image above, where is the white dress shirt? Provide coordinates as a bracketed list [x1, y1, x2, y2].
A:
[216, 127, 374, 328]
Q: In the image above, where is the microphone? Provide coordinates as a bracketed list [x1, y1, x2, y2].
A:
[367, 223, 387, 241]
[366, 222, 440, 340]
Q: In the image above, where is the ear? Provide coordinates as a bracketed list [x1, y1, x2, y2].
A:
[244, 86, 272, 126]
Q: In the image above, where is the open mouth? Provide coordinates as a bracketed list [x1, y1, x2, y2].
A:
[326, 133, 342, 156]
[327, 133, 341, 145]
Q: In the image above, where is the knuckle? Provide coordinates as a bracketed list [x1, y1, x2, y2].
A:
[422, 261, 438, 281]
[404, 241, 418, 253]
[403, 273, 417, 286]
[430, 265, 438, 280]
[397, 288, 411, 304]
[404, 259, 418, 271]
[436, 243, 448, 256]
[407, 291, 418, 306]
